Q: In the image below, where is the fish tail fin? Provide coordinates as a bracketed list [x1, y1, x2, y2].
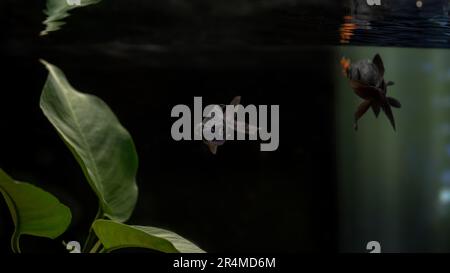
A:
[381, 100, 396, 131]
[371, 103, 381, 118]
[354, 100, 372, 131]
[387, 97, 401, 108]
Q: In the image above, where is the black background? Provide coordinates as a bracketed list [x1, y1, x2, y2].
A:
[0, 0, 344, 253]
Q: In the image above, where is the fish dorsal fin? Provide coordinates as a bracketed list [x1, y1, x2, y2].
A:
[373, 54, 385, 76]
[230, 96, 241, 106]
[225, 96, 241, 123]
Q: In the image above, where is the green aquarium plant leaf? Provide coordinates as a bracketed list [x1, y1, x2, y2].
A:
[92, 220, 205, 253]
[41, 0, 102, 36]
[0, 169, 72, 253]
[39, 60, 138, 223]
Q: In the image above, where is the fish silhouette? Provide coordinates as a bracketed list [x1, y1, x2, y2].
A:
[195, 96, 259, 154]
[341, 54, 401, 130]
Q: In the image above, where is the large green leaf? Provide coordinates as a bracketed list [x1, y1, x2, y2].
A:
[41, 0, 102, 36]
[40, 60, 138, 222]
[93, 220, 205, 253]
[0, 169, 71, 253]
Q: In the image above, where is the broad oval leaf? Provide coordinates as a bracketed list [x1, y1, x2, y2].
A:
[41, 0, 102, 36]
[93, 220, 205, 253]
[40, 60, 138, 222]
[0, 169, 71, 253]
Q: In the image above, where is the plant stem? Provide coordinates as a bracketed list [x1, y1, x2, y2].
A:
[11, 232, 20, 253]
[83, 228, 96, 252]
[82, 205, 103, 252]
[89, 240, 102, 253]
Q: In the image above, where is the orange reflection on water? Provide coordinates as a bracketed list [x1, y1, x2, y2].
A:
[340, 16, 357, 44]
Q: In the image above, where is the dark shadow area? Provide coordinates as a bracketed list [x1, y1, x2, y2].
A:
[1, 1, 338, 253]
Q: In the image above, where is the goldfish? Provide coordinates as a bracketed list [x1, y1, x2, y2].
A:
[341, 54, 401, 130]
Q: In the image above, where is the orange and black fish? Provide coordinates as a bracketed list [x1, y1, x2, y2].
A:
[341, 54, 401, 131]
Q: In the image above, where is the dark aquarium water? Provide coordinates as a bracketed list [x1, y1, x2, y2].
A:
[2, 0, 450, 254]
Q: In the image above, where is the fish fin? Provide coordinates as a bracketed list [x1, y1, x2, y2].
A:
[377, 78, 385, 90]
[387, 97, 401, 108]
[230, 96, 241, 106]
[373, 54, 385, 76]
[381, 101, 396, 131]
[350, 80, 383, 100]
[207, 142, 218, 155]
[372, 103, 381, 118]
[354, 100, 372, 130]
[224, 96, 242, 121]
